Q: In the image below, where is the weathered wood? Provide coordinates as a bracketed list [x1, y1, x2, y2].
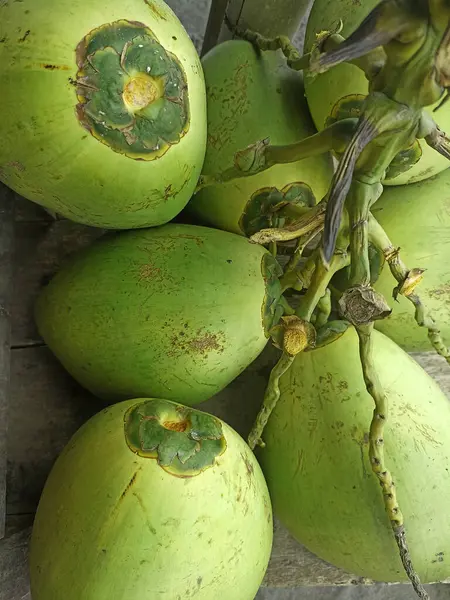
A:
[7, 347, 103, 515]
[201, 0, 229, 56]
[412, 352, 450, 395]
[5, 515, 34, 538]
[221, 0, 313, 41]
[0, 184, 14, 539]
[0, 527, 31, 600]
[13, 195, 51, 224]
[12, 220, 104, 348]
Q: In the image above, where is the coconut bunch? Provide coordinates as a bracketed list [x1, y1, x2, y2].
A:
[193, 1, 450, 597]
[2, 0, 450, 599]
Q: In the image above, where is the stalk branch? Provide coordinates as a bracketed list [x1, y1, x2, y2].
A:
[357, 325, 429, 600]
[369, 215, 450, 365]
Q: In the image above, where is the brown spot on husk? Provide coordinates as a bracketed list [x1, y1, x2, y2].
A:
[18, 30, 30, 42]
[204, 61, 252, 153]
[139, 263, 163, 282]
[169, 233, 204, 247]
[144, 0, 168, 20]
[168, 328, 225, 358]
[133, 491, 157, 534]
[118, 469, 140, 502]
[6, 161, 25, 172]
[428, 283, 450, 300]
[188, 333, 223, 354]
[351, 427, 370, 479]
[42, 63, 70, 70]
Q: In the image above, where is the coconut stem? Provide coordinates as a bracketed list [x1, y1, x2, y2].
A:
[395, 527, 431, 600]
[313, 289, 332, 329]
[356, 324, 429, 600]
[251, 201, 326, 245]
[195, 119, 357, 193]
[279, 295, 295, 316]
[248, 352, 295, 450]
[350, 193, 428, 597]
[283, 225, 322, 276]
[296, 250, 349, 322]
[425, 125, 450, 161]
[249, 245, 348, 449]
[369, 215, 450, 365]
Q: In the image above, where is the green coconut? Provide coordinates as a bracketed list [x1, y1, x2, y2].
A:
[35, 223, 283, 405]
[372, 168, 450, 351]
[0, 0, 206, 228]
[304, 0, 450, 186]
[187, 40, 333, 236]
[30, 397, 273, 600]
[259, 326, 450, 583]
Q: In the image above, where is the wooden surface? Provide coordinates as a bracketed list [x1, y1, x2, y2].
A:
[1, 198, 450, 598]
[0, 184, 14, 539]
[201, 0, 229, 56]
[222, 0, 311, 39]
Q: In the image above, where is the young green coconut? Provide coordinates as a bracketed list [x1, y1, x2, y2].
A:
[34, 223, 285, 405]
[303, 0, 450, 185]
[187, 40, 333, 236]
[30, 397, 273, 600]
[0, 0, 206, 228]
[258, 326, 450, 584]
[198, 2, 450, 597]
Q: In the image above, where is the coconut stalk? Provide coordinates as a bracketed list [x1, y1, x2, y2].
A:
[248, 223, 350, 450]
[368, 215, 450, 365]
[208, 1, 450, 595]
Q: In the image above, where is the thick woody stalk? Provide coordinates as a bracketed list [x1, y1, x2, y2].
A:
[296, 250, 349, 321]
[248, 352, 295, 450]
[357, 325, 429, 600]
[347, 191, 428, 598]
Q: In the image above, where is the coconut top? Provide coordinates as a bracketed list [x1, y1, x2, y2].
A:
[124, 399, 227, 477]
[75, 19, 190, 160]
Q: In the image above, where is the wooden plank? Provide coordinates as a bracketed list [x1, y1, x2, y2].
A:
[222, 0, 313, 41]
[0, 527, 31, 600]
[14, 195, 52, 224]
[5, 515, 34, 538]
[201, 0, 229, 56]
[7, 347, 103, 515]
[12, 220, 104, 348]
[0, 183, 14, 539]
[412, 352, 450, 395]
